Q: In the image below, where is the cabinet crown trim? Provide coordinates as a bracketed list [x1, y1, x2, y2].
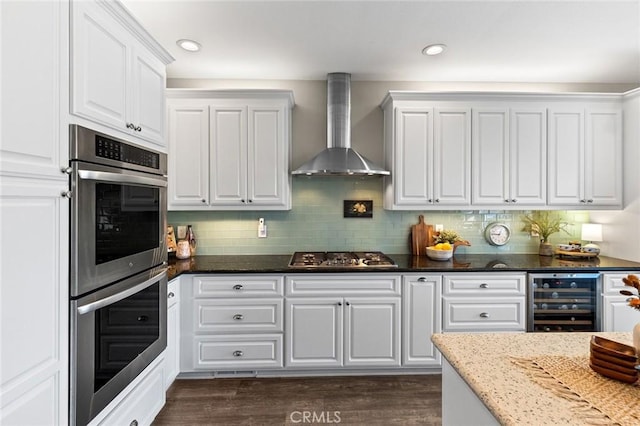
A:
[97, 0, 174, 64]
[166, 89, 295, 106]
[380, 91, 624, 108]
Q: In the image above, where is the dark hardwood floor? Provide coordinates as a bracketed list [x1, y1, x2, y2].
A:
[153, 374, 442, 425]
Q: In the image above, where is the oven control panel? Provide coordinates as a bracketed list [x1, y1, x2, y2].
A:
[96, 135, 160, 169]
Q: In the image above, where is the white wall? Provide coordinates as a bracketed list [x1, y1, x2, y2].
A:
[591, 88, 640, 261]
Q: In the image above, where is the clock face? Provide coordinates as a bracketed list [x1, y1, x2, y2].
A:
[485, 223, 511, 246]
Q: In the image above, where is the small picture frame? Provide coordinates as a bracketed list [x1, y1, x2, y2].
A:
[343, 200, 373, 218]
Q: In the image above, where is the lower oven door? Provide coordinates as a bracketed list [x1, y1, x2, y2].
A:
[70, 267, 167, 426]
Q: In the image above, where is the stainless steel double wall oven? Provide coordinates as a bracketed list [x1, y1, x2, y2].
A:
[68, 125, 168, 425]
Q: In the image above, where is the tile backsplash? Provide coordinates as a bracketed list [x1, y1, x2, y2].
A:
[168, 177, 589, 255]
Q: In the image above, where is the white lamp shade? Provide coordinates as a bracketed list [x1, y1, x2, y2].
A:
[581, 223, 603, 242]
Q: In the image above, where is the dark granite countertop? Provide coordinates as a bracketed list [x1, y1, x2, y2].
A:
[168, 253, 640, 281]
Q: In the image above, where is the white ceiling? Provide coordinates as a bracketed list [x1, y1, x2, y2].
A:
[122, 0, 640, 84]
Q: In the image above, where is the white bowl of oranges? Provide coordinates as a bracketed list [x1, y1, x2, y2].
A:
[426, 243, 454, 261]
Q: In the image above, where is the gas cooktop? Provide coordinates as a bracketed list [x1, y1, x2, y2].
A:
[288, 251, 398, 268]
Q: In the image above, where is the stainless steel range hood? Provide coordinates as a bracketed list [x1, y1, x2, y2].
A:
[292, 73, 390, 176]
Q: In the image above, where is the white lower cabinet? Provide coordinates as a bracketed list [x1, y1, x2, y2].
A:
[181, 275, 285, 372]
[442, 273, 526, 332]
[165, 278, 181, 390]
[90, 356, 165, 426]
[402, 275, 442, 366]
[285, 274, 402, 369]
[602, 273, 638, 332]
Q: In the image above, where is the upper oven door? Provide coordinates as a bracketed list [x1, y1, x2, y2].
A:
[71, 161, 167, 297]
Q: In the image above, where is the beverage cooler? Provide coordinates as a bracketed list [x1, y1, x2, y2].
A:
[528, 273, 601, 332]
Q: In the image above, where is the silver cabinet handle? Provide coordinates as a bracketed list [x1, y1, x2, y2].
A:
[587, 199, 594, 203]
[511, 199, 517, 203]
[417, 277, 427, 282]
[233, 314, 244, 320]
[434, 199, 440, 203]
[61, 166, 72, 174]
[580, 199, 587, 203]
[233, 284, 243, 290]
[504, 199, 510, 203]
[479, 283, 488, 289]
[427, 199, 432, 203]
[135, 125, 142, 132]
[479, 312, 490, 318]
[126, 123, 136, 130]
[130, 420, 138, 426]
[201, 199, 206, 203]
[233, 350, 243, 357]
[241, 199, 245, 203]
[168, 292, 175, 298]
[61, 191, 72, 198]
[345, 301, 350, 306]
[337, 301, 342, 306]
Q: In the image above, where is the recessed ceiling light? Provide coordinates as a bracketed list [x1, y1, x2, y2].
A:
[176, 39, 201, 52]
[422, 44, 446, 56]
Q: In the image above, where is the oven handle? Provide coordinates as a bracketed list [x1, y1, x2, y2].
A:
[77, 269, 167, 315]
[77, 169, 167, 188]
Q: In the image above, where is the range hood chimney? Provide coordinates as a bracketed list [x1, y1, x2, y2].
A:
[292, 73, 389, 176]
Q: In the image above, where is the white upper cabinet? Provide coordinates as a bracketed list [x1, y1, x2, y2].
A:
[166, 91, 295, 211]
[472, 107, 546, 207]
[1, 0, 68, 180]
[168, 104, 210, 206]
[548, 105, 622, 208]
[382, 92, 623, 210]
[382, 97, 471, 209]
[71, 0, 173, 149]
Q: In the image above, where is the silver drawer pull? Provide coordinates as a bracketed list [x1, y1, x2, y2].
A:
[233, 350, 243, 357]
[233, 314, 244, 320]
[168, 292, 175, 298]
[130, 420, 138, 426]
[417, 277, 427, 282]
[233, 284, 243, 290]
[479, 283, 489, 289]
[479, 312, 490, 318]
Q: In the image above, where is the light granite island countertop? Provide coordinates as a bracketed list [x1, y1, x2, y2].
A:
[432, 332, 638, 426]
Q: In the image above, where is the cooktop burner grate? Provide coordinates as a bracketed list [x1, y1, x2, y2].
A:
[288, 251, 397, 268]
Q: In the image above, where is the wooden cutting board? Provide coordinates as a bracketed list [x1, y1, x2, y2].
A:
[411, 215, 433, 256]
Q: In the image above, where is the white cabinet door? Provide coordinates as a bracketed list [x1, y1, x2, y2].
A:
[165, 279, 180, 390]
[71, 0, 130, 132]
[248, 105, 290, 208]
[548, 108, 584, 205]
[602, 296, 638, 332]
[130, 46, 167, 147]
[548, 107, 622, 207]
[1, 179, 69, 426]
[209, 105, 248, 206]
[433, 108, 471, 205]
[585, 109, 622, 206]
[168, 104, 209, 207]
[472, 108, 509, 205]
[509, 108, 547, 205]
[344, 298, 401, 367]
[391, 106, 470, 207]
[393, 107, 433, 206]
[402, 275, 442, 366]
[1, 0, 68, 180]
[285, 298, 343, 368]
[71, 0, 170, 149]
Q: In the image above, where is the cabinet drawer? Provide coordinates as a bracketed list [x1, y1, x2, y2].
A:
[194, 334, 283, 369]
[167, 278, 180, 308]
[194, 275, 283, 297]
[194, 299, 283, 333]
[286, 274, 401, 296]
[443, 274, 525, 296]
[602, 272, 637, 294]
[443, 297, 525, 331]
[96, 358, 165, 426]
